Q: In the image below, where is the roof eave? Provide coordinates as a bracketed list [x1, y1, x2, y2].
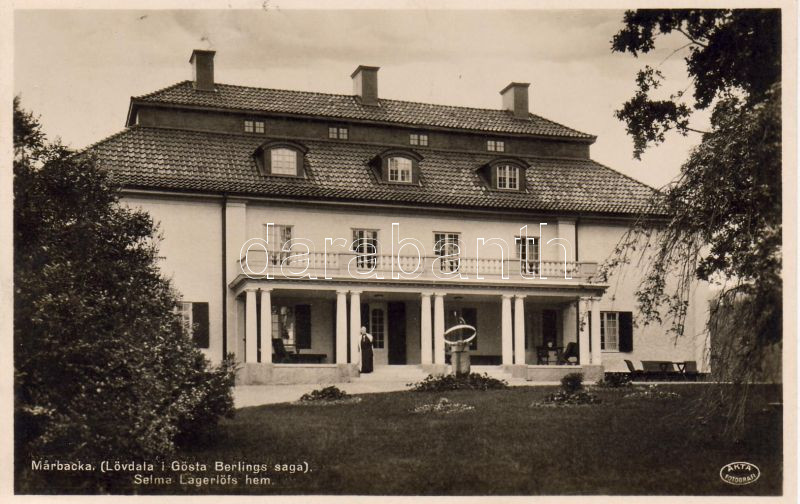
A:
[125, 100, 138, 127]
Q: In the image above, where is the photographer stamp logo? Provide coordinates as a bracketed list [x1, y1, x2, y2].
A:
[719, 462, 760, 485]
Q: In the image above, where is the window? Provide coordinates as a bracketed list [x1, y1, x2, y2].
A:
[496, 164, 520, 190]
[178, 301, 209, 348]
[515, 236, 539, 275]
[352, 229, 378, 269]
[434, 232, 461, 273]
[487, 140, 505, 152]
[329, 126, 349, 140]
[370, 308, 385, 349]
[410, 133, 428, 146]
[600, 312, 619, 351]
[245, 120, 264, 133]
[265, 224, 293, 265]
[270, 148, 298, 176]
[388, 157, 413, 183]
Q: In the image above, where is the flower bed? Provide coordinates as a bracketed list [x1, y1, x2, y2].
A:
[408, 373, 509, 392]
[295, 386, 363, 406]
[412, 397, 475, 414]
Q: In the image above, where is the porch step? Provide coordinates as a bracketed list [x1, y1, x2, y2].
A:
[356, 365, 428, 384]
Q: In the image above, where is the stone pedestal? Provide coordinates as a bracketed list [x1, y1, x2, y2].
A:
[450, 341, 471, 376]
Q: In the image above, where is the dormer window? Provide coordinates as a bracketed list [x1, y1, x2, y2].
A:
[254, 140, 308, 178]
[496, 164, 519, 190]
[270, 148, 298, 176]
[245, 120, 265, 134]
[372, 149, 423, 185]
[388, 157, 413, 183]
[487, 140, 505, 152]
[328, 126, 349, 140]
[477, 158, 527, 191]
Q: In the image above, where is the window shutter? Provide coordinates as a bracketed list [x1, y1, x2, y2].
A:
[191, 302, 210, 349]
[295, 304, 312, 349]
[618, 311, 633, 352]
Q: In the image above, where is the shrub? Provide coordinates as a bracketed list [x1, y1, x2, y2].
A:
[300, 386, 349, 402]
[13, 99, 237, 492]
[597, 373, 633, 388]
[175, 354, 238, 447]
[561, 373, 584, 394]
[409, 373, 508, 392]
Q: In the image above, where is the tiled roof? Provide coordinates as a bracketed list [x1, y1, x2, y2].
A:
[88, 126, 656, 215]
[133, 81, 596, 140]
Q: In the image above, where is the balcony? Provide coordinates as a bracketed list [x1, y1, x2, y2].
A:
[237, 249, 598, 285]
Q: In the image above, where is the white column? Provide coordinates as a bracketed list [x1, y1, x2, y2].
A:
[245, 288, 258, 363]
[420, 292, 433, 365]
[578, 297, 590, 365]
[590, 298, 602, 365]
[433, 293, 445, 364]
[514, 295, 526, 365]
[259, 289, 272, 362]
[562, 301, 578, 345]
[501, 294, 513, 365]
[335, 290, 348, 363]
[349, 290, 362, 365]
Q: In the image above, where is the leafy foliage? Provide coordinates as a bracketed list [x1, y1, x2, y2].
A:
[409, 373, 509, 392]
[300, 386, 350, 402]
[608, 9, 782, 436]
[560, 373, 584, 394]
[612, 9, 780, 158]
[623, 385, 681, 400]
[597, 373, 634, 388]
[13, 98, 236, 491]
[532, 375, 600, 407]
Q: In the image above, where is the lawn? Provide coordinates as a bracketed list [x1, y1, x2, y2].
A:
[19, 384, 782, 495]
[159, 384, 782, 496]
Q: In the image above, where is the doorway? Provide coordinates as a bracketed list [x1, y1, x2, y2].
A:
[542, 309, 559, 348]
[365, 302, 388, 366]
[387, 302, 407, 364]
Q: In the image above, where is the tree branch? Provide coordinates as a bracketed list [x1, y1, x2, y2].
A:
[675, 27, 709, 48]
[659, 42, 694, 65]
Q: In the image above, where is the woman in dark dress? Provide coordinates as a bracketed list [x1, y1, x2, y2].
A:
[359, 326, 374, 373]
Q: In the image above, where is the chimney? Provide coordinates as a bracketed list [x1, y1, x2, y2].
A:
[190, 49, 216, 91]
[500, 82, 530, 119]
[351, 65, 380, 106]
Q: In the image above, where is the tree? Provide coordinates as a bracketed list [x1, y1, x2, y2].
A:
[606, 10, 782, 434]
[13, 97, 237, 492]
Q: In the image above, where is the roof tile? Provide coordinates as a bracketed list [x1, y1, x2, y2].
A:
[88, 127, 655, 215]
[134, 81, 595, 140]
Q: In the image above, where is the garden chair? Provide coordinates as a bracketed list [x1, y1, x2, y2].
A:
[624, 359, 645, 381]
[536, 347, 550, 365]
[682, 361, 700, 381]
[641, 360, 669, 381]
[560, 342, 579, 365]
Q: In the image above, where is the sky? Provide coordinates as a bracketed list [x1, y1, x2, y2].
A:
[13, 8, 710, 189]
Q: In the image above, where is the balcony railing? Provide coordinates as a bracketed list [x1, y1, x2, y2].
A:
[238, 250, 598, 282]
